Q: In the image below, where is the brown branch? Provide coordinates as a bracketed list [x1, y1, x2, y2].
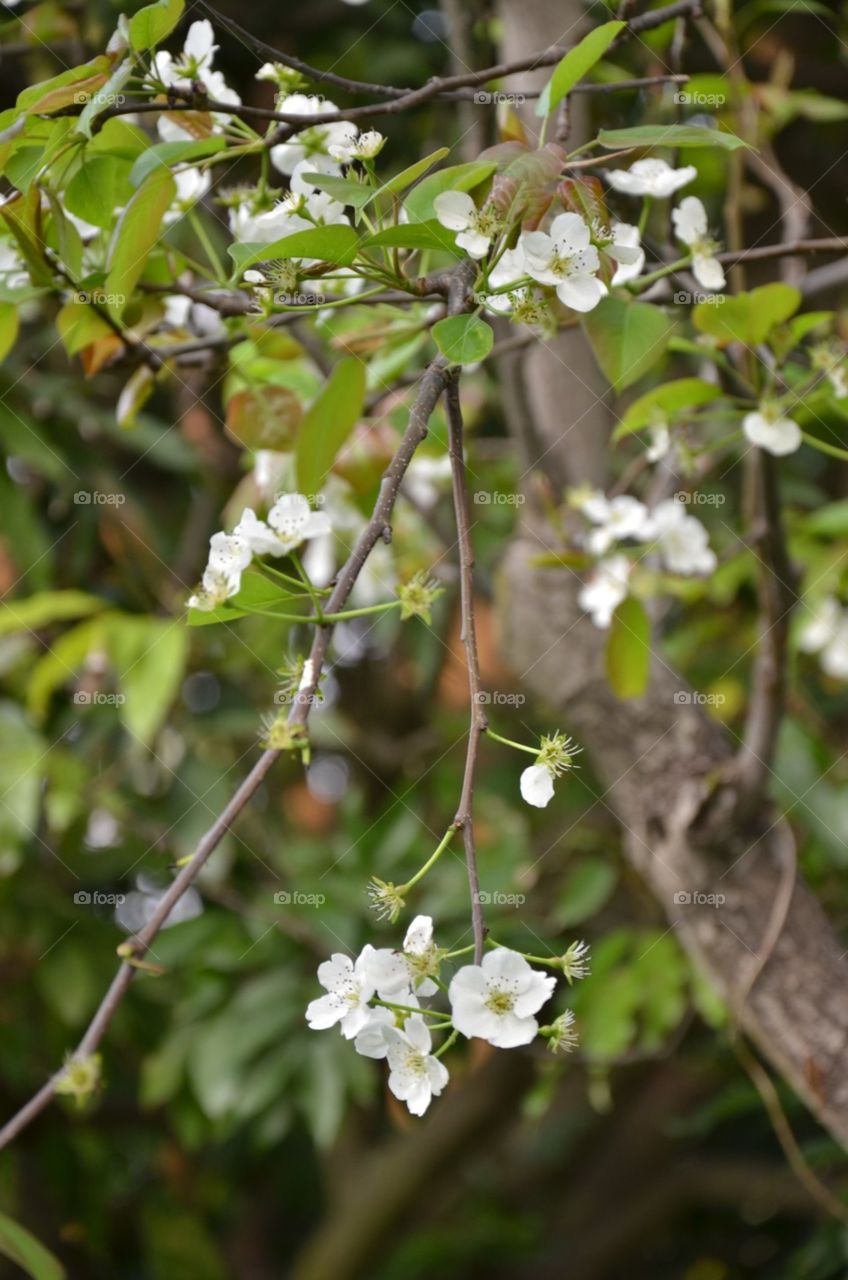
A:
[715, 237, 848, 265]
[0, 263, 476, 1151]
[445, 373, 488, 963]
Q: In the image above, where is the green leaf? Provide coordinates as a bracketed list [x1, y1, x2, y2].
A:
[614, 377, 723, 440]
[108, 615, 188, 746]
[0, 301, 19, 363]
[129, 0, 185, 51]
[56, 299, 114, 355]
[77, 59, 134, 138]
[64, 155, 133, 229]
[582, 296, 676, 390]
[0, 1210, 65, 1280]
[229, 225, 361, 275]
[0, 590, 106, 638]
[296, 173, 375, 210]
[536, 22, 625, 117]
[606, 596, 651, 699]
[129, 137, 228, 189]
[374, 147, 450, 200]
[432, 314, 494, 365]
[104, 166, 175, 319]
[16, 59, 111, 115]
[363, 221, 458, 253]
[555, 856, 618, 926]
[0, 703, 46, 842]
[403, 160, 497, 223]
[296, 358, 367, 496]
[693, 282, 800, 346]
[598, 124, 751, 150]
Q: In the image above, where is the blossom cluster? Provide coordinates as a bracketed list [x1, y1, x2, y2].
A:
[306, 916, 587, 1115]
[432, 158, 725, 328]
[187, 492, 331, 611]
[574, 491, 717, 628]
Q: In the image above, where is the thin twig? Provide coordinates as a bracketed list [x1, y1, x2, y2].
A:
[445, 373, 488, 963]
[0, 263, 476, 1151]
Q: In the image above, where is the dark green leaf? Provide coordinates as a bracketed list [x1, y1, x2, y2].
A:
[583, 296, 676, 390]
[432, 314, 494, 365]
[598, 124, 751, 150]
[536, 22, 625, 116]
[296, 358, 367, 496]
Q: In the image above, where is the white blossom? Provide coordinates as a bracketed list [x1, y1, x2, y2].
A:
[519, 213, 604, 313]
[582, 492, 650, 555]
[646, 422, 671, 463]
[384, 1014, 449, 1115]
[578, 554, 631, 629]
[479, 246, 529, 316]
[433, 190, 500, 259]
[233, 507, 289, 557]
[605, 158, 697, 198]
[353, 1006, 397, 1058]
[149, 19, 240, 141]
[449, 949, 556, 1048]
[163, 167, 211, 224]
[641, 499, 717, 575]
[306, 948, 376, 1038]
[799, 596, 848, 679]
[367, 915, 441, 998]
[267, 492, 333, 551]
[743, 408, 802, 457]
[329, 129, 386, 161]
[672, 197, 725, 291]
[270, 94, 358, 175]
[187, 530, 251, 610]
[520, 762, 556, 808]
[609, 222, 645, 285]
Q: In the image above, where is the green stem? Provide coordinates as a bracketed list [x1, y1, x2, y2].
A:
[485, 728, 540, 757]
[434, 1028, 460, 1058]
[290, 549, 324, 618]
[399, 825, 457, 894]
[629, 254, 690, 291]
[317, 601, 401, 623]
[485, 937, 560, 968]
[188, 207, 227, 283]
[374, 999, 445, 1018]
[638, 195, 654, 237]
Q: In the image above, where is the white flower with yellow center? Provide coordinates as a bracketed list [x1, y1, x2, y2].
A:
[433, 191, 502, 259]
[306, 948, 377, 1038]
[519, 213, 604, 313]
[449, 948, 556, 1048]
[367, 915, 442, 998]
[605, 158, 697, 198]
[385, 1015, 449, 1116]
[672, 197, 725, 291]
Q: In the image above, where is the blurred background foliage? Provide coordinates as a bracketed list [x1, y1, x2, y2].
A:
[2, 0, 848, 1277]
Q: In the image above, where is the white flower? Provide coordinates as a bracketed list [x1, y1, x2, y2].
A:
[329, 129, 385, 161]
[353, 1007, 397, 1058]
[149, 19, 241, 139]
[433, 190, 500, 259]
[520, 762, 555, 808]
[743, 408, 802, 457]
[385, 1014, 449, 1116]
[672, 197, 725, 291]
[582, 492, 650, 555]
[270, 94, 358, 175]
[646, 422, 671, 463]
[367, 915, 441, 998]
[641, 499, 717, 575]
[479, 246, 528, 315]
[267, 492, 332, 551]
[798, 597, 848, 679]
[306, 948, 376, 1038]
[187, 530, 252, 609]
[605, 158, 697, 198]
[799, 596, 842, 653]
[164, 167, 211, 224]
[449, 949, 556, 1048]
[578, 554, 631, 629]
[609, 222, 645, 285]
[233, 507, 289, 557]
[519, 213, 604, 313]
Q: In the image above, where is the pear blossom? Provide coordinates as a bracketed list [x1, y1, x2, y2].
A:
[519, 213, 604, 313]
[233, 507, 289, 557]
[306, 948, 377, 1038]
[268, 492, 332, 551]
[367, 915, 442, 998]
[149, 19, 241, 141]
[478, 246, 529, 316]
[604, 158, 697, 198]
[609, 222, 645, 285]
[578, 554, 631, 629]
[641, 499, 717, 575]
[163, 167, 211, 224]
[560, 939, 591, 983]
[270, 94, 358, 175]
[353, 1006, 397, 1058]
[433, 191, 501, 259]
[383, 1014, 449, 1115]
[743, 407, 802, 457]
[646, 422, 671, 463]
[672, 197, 725, 291]
[542, 1009, 579, 1054]
[449, 948, 556, 1048]
[188, 531, 252, 610]
[329, 129, 386, 161]
[799, 596, 848, 679]
[520, 763, 555, 808]
[581, 492, 650, 555]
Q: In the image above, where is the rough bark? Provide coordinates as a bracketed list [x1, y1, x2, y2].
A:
[496, 0, 848, 1151]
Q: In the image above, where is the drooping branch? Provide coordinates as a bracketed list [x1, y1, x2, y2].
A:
[0, 261, 476, 1151]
